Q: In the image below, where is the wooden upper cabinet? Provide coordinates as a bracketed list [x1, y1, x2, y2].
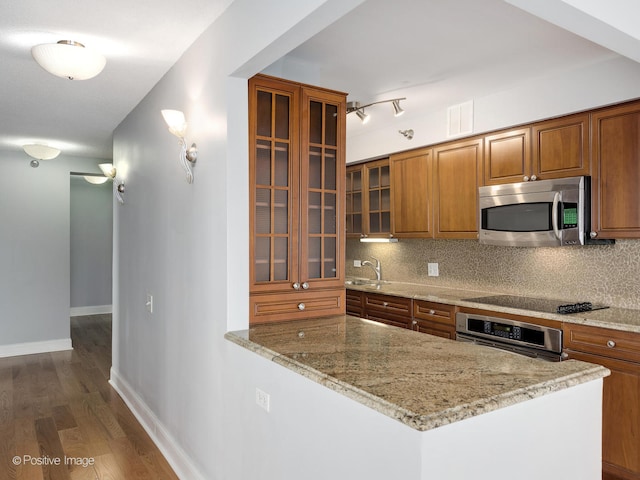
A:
[390, 148, 433, 237]
[363, 158, 392, 239]
[591, 101, 640, 239]
[483, 113, 589, 186]
[483, 128, 531, 185]
[345, 164, 364, 238]
[433, 138, 483, 238]
[532, 112, 590, 180]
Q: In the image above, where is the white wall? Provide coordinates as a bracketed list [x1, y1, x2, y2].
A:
[0, 150, 108, 355]
[70, 176, 113, 313]
[345, 54, 640, 162]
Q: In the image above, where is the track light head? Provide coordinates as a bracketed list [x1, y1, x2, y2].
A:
[392, 99, 405, 117]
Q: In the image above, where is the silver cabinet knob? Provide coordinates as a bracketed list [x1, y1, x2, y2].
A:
[607, 340, 616, 348]
[561, 352, 569, 360]
[301, 282, 309, 290]
[412, 320, 418, 326]
[383, 302, 389, 307]
[297, 331, 305, 338]
[590, 231, 598, 239]
[292, 282, 300, 290]
[429, 309, 435, 315]
[297, 303, 305, 311]
[523, 175, 530, 182]
[530, 175, 537, 181]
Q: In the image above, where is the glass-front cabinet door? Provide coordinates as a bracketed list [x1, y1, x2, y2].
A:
[249, 77, 299, 293]
[365, 159, 391, 237]
[300, 88, 345, 289]
[345, 165, 363, 238]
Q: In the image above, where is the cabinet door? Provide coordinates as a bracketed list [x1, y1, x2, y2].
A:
[345, 164, 364, 238]
[565, 350, 640, 480]
[483, 128, 531, 185]
[249, 77, 299, 293]
[532, 112, 590, 180]
[433, 138, 483, 238]
[364, 159, 392, 238]
[592, 101, 640, 239]
[390, 148, 433, 237]
[299, 87, 346, 289]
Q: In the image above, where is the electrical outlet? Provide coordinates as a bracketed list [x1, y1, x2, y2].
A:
[256, 388, 270, 412]
[146, 294, 153, 313]
[353, 259, 362, 267]
[427, 263, 439, 277]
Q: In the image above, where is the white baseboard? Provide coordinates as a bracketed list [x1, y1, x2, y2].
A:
[109, 368, 205, 480]
[0, 338, 72, 358]
[70, 305, 113, 317]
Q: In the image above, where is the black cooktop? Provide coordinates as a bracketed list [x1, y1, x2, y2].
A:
[463, 294, 609, 315]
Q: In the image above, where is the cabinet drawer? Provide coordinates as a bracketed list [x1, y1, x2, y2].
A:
[412, 321, 456, 340]
[250, 289, 345, 324]
[563, 323, 640, 364]
[365, 312, 412, 330]
[413, 300, 455, 326]
[346, 290, 364, 317]
[363, 293, 412, 318]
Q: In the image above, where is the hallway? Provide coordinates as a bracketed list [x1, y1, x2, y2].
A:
[0, 315, 178, 479]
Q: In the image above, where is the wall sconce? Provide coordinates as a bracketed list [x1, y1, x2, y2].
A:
[99, 163, 125, 204]
[23, 143, 61, 168]
[161, 109, 198, 184]
[399, 129, 414, 140]
[347, 97, 406, 124]
[31, 40, 106, 80]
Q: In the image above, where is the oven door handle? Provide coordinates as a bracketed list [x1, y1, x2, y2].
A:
[552, 192, 561, 241]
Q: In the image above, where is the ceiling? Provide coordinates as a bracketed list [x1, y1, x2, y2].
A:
[1, 0, 638, 162]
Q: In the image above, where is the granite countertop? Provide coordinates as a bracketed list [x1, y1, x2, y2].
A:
[346, 280, 640, 333]
[225, 315, 609, 432]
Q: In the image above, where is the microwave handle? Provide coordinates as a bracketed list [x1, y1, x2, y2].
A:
[552, 192, 561, 240]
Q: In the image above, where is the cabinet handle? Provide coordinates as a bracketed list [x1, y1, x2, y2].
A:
[301, 282, 309, 290]
[530, 175, 537, 181]
[298, 303, 306, 311]
[429, 309, 435, 315]
[590, 231, 598, 239]
[607, 340, 616, 348]
[383, 302, 389, 307]
[523, 175, 530, 182]
[561, 352, 569, 360]
[292, 282, 300, 290]
[412, 320, 418, 326]
[297, 331, 305, 338]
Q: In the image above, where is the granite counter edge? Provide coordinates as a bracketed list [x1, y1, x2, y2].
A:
[225, 330, 609, 432]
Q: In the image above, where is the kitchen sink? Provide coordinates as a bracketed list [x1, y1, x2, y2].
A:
[345, 279, 390, 287]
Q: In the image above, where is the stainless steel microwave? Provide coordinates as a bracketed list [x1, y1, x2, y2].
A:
[478, 176, 589, 247]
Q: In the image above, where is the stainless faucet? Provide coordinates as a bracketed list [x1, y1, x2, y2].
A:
[361, 257, 381, 282]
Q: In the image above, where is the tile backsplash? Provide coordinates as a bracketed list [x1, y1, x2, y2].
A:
[346, 238, 640, 310]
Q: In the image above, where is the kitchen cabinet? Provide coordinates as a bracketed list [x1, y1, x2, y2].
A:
[346, 289, 364, 317]
[563, 323, 640, 480]
[483, 114, 589, 186]
[412, 300, 456, 339]
[483, 127, 531, 186]
[345, 163, 364, 238]
[364, 158, 392, 239]
[249, 74, 346, 324]
[362, 292, 413, 329]
[433, 138, 483, 238]
[389, 148, 433, 237]
[591, 100, 640, 239]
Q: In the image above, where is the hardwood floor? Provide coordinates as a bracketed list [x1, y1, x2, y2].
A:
[0, 315, 178, 480]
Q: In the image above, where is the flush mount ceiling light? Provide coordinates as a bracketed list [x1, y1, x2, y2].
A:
[347, 98, 406, 124]
[31, 40, 106, 80]
[161, 109, 198, 184]
[23, 143, 61, 168]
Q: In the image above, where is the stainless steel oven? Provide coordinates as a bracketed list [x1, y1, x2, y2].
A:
[456, 312, 564, 361]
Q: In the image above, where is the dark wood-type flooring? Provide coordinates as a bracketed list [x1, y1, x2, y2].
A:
[0, 315, 179, 480]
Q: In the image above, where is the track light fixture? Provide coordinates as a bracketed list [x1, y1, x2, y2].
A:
[347, 98, 406, 124]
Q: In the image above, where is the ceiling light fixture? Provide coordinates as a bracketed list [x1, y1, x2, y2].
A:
[31, 40, 106, 80]
[347, 98, 406, 124]
[23, 143, 61, 168]
[83, 175, 109, 185]
[399, 129, 414, 140]
[99, 163, 124, 204]
[161, 109, 198, 184]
